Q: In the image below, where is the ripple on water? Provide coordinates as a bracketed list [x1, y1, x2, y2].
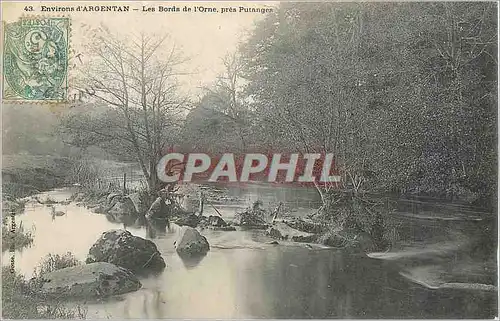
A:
[3, 187, 497, 319]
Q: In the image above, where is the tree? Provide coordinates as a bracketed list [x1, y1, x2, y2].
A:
[182, 52, 252, 153]
[241, 3, 374, 205]
[240, 2, 497, 207]
[60, 28, 189, 193]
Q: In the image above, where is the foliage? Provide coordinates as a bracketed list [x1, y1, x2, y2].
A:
[33, 252, 82, 278]
[2, 104, 70, 156]
[59, 28, 189, 194]
[235, 2, 496, 207]
[2, 220, 34, 252]
[2, 155, 75, 199]
[234, 200, 269, 227]
[315, 191, 400, 250]
[2, 266, 87, 319]
[182, 53, 253, 153]
[2, 198, 28, 215]
[66, 155, 101, 188]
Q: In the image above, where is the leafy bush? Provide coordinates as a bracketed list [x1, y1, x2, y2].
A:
[318, 191, 400, 251]
[2, 182, 41, 200]
[67, 156, 98, 187]
[234, 200, 269, 227]
[2, 220, 34, 252]
[33, 252, 82, 278]
[2, 198, 28, 215]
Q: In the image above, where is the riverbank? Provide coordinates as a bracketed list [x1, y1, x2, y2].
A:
[2, 155, 75, 200]
[3, 247, 88, 318]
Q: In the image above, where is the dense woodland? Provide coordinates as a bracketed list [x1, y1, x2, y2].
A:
[184, 2, 497, 207]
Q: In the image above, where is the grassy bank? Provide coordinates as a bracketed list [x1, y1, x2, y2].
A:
[2, 155, 74, 199]
[2, 253, 86, 319]
[2, 219, 34, 252]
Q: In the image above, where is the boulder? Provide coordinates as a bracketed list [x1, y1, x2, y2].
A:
[267, 222, 318, 243]
[233, 210, 268, 229]
[174, 226, 210, 256]
[320, 233, 347, 247]
[106, 213, 137, 226]
[86, 229, 166, 274]
[320, 228, 375, 252]
[108, 198, 137, 217]
[35, 262, 141, 298]
[105, 196, 138, 223]
[178, 254, 206, 269]
[126, 192, 147, 215]
[173, 213, 201, 228]
[208, 215, 227, 227]
[281, 217, 325, 234]
[145, 197, 170, 220]
[203, 215, 236, 231]
[200, 215, 236, 231]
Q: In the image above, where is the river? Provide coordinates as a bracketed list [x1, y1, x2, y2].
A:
[2, 184, 497, 319]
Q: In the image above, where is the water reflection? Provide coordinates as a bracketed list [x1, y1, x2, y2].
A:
[86, 246, 497, 319]
[2, 187, 497, 319]
[177, 252, 207, 269]
[144, 219, 168, 239]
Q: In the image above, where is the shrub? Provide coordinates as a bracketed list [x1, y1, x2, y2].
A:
[318, 191, 400, 251]
[2, 266, 87, 319]
[2, 220, 34, 252]
[33, 252, 82, 278]
[2, 198, 28, 215]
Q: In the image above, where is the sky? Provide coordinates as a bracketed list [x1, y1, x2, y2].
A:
[2, 1, 279, 97]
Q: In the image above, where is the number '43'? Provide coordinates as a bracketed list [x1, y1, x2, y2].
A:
[24, 6, 34, 11]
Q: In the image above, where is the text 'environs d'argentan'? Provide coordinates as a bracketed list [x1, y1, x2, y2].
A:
[41, 5, 131, 12]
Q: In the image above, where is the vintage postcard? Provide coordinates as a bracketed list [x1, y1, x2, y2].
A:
[1, 1, 498, 319]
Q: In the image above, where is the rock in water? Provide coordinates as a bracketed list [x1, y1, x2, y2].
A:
[198, 215, 236, 231]
[126, 192, 147, 216]
[208, 215, 236, 230]
[320, 228, 375, 252]
[281, 217, 325, 234]
[36, 262, 141, 298]
[267, 222, 318, 243]
[233, 210, 268, 229]
[145, 197, 170, 220]
[173, 213, 201, 228]
[107, 197, 138, 222]
[87, 229, 166, 274]
[208, 215, 227, 227]
[175, 226, 210, 256]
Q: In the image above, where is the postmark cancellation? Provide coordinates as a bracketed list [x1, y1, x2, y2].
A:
[2, 16, 70, 102]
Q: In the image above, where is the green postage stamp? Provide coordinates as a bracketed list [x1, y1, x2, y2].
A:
[2, 17, 70, 102]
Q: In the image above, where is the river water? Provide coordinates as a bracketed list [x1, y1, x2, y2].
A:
[2, 184, 497, 319]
